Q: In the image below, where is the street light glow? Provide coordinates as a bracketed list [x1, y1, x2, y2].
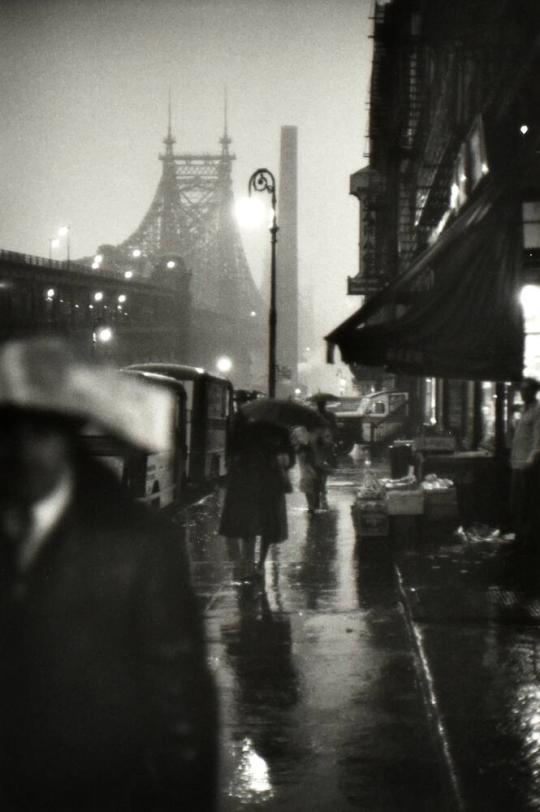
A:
[520, 284, 540, 311]
[124, 270, 133, 279]
[95, 326, 113, 344]
[93, 291, 104, 302]
[132, 249, 142, 258]
[166, 260, 176, 269]
[235, 196, 265, 228]
[216, 355, 233, 374]
[118, 294, 127, 303]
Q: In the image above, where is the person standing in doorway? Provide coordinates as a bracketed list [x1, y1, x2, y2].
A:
[510, 377, 540, 550]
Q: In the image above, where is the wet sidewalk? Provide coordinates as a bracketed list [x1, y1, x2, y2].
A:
[395, 528, 540, 811]
[180, 465, 454, 811]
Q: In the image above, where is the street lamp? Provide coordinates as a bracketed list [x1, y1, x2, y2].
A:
[248, 168, 278, 398]
[216, 355, 233, 375]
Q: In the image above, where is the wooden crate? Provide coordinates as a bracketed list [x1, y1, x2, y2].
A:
[422, 486, 458, 521]
[385, 488, 424, 515]
[352, 499, 389, 537]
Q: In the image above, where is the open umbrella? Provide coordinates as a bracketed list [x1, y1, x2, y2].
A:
[306, 392, 340, 404]
[240, 397, 328, 430]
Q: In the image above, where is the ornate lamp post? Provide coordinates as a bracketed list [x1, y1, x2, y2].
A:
[248, 168, 278, 397]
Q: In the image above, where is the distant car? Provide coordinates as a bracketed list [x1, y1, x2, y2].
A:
[233, 389, 266, 409]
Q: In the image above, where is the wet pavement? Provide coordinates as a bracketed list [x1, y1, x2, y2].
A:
[177, 462, 453, 811]
[396, 538, 540, 811]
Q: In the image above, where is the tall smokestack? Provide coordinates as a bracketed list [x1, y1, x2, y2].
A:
[276, 125, 298, 397]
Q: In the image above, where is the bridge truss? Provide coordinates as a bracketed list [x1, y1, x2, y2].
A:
[116, 116, 263, 318]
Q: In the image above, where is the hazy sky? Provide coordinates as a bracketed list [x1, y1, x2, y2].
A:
[0, 0, 372, 346]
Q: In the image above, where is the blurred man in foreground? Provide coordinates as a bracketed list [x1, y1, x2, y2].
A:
[0, 338, 217, 810]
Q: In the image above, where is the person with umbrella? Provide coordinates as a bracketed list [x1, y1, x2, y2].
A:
[306, 392, 339, 437]
[219, 399, 320, 579]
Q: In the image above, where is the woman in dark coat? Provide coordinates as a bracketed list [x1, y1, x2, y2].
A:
[219, 414, 294, 578]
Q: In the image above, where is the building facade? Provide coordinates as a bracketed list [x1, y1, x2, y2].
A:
[328, 0, 540, 452]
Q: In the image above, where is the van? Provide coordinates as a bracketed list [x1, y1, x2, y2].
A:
[327, 390, 410, 453]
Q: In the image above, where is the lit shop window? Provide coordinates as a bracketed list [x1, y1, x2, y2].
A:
[520, 284, 540, 378]
[522, 201, 540, 251]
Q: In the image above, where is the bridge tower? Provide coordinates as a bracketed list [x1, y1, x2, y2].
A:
[117, 102, 262, 318]
[96, 102, 265, 386]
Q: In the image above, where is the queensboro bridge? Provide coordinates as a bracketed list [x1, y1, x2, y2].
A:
[93, 107, 265, 387]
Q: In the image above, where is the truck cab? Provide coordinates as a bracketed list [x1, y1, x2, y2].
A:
[327, 390, 410, 454]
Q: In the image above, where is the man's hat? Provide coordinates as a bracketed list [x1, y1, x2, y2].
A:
[0, 337, 175, 451]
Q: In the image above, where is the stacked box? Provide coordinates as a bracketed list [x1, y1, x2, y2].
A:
[385, 488, 424, 516]
[421, 483, 458, 520]
[413, 435, 456, 453]
[352, 498, 388, 537]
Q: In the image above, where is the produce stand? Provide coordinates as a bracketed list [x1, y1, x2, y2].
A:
[417, 451, 508, 526]
[352, 469, 459, 546]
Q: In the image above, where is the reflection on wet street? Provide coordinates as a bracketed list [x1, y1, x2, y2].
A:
[179, 463, 451, 810]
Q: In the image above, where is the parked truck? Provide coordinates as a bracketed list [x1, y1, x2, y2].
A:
[326, 390, 410, 454]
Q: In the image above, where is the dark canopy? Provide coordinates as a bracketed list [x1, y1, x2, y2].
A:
[326, 182, 524, 382]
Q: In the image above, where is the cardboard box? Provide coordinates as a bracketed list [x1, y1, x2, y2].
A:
[385, 488, 424, 515]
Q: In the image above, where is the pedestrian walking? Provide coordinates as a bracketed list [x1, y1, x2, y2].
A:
[219, 414, 295, 579]
[0, 337, 218, 811]
[313, 425, 337, 509]
[293, 426, 322, 513]
[510, 377, 540, 549]
[313, 397, 338, 437]
[292, 426, 334, 513]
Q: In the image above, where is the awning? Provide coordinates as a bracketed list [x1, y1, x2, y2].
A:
[326, 179, 524, 381]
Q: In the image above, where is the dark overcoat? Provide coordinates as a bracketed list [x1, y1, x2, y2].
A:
[219, 419, 294, 542]
[0, 454, 217, 811]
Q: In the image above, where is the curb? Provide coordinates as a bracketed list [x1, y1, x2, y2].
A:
[394, 563, 466, 812]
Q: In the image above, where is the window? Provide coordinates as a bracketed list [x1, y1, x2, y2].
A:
[522, 201, 540, 249]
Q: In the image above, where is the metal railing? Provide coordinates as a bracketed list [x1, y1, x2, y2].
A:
[0, 248, 127, 281]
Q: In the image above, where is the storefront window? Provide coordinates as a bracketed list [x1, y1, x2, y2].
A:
[424, 377, 436, 424]
[520, 284, 540, 378]
[481, 381, 496, 447]
[522, 202, 540, 249]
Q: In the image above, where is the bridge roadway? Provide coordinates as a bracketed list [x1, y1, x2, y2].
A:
[175, 463, 454, 811]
